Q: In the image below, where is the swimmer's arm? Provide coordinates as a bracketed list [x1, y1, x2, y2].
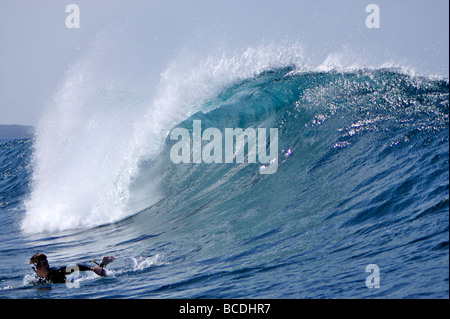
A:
[77, 265, 92, 272]
[76, 264, 107, 277]
[93, 256, 114, 276]
[83, 256, 114, 277]
[92, 266, 107, 277]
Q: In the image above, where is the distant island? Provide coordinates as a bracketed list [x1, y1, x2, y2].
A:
[0, 125, 35, 140]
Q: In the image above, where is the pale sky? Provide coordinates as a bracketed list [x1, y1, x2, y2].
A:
[0, 0, 448, 125]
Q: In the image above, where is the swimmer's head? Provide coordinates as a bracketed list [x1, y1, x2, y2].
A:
[30, 253, 49, 270]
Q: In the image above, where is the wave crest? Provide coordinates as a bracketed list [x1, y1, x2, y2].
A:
[21, 41, 448, 234]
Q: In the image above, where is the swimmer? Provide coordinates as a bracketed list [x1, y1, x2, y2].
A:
[29, 253, 114, 284]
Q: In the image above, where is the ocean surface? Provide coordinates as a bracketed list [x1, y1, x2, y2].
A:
[0, 52, 448, 298]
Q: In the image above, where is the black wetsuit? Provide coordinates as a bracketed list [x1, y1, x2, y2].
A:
[44, 265, 92, 283]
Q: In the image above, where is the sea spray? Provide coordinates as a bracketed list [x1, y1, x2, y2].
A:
[21, 42, 308, 233]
